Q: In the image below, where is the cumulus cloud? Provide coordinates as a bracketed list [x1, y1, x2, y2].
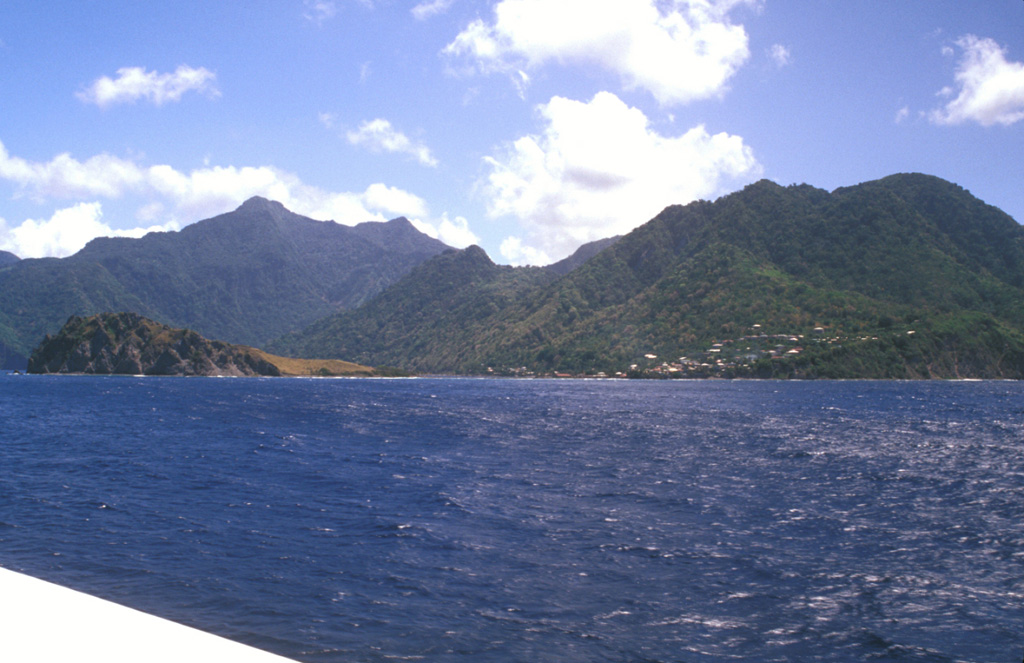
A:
[444, 0, 755, 105]
[362, 182, 430, 218]
[410, 213, 480, 248]
[930, 35, 1024, 127]
[346, 119, 439, 167]
[0, 140, 145, 199]
[437, 214, 479, 247]
[0, 138, 441, 256]
[412, 0, 455, 20]
[499, 235, 552, 266]
[482, 91, 761, 265]
[77, 65, 219, 108]
[0, 202, 178, 259]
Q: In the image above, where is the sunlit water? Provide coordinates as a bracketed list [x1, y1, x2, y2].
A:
[1, 375, 1022, 662]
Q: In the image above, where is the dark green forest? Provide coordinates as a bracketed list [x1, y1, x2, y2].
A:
[5, 174, 1024, 378]
[0, 197, 449, 363]
[270, 174, 1024, 379]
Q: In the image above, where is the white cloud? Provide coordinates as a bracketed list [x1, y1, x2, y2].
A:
[412, 0, 455, 20]
[0, 202, 178, 259]
[499, 235, 551, 266]
[768, 43, 791, 68]
[305, 0, 375, 19]
[482, 91, 760, 264]
[303, 0, 337, 23]
[362, 183, 430, 218]
[77, 65, 219, 108]
[318, 111, 338, 129]
[410, 213, 479, 249]
[895, 106, 910, 123]
[930, 34, 1024, 127]
[346, 119, 439, 167]
[437, 214, 479, 247]
[443, 0, 755, 105]
[0, 140, 147, 199]
[0, 139, 439, 256]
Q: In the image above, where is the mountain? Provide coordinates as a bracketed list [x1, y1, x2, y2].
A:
[28, 312, 377, 376]
[272, 246, 557, 371]
[272, 174, 1024, 379]
[547, 236, 621, 275]
[0, 251, 19, 268]
[0, 198, 450, 358]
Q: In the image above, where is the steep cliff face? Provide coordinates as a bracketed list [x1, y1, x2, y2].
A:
[28, 313, 281, 376]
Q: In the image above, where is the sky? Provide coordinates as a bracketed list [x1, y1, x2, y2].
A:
[1, 1, 1022, 265]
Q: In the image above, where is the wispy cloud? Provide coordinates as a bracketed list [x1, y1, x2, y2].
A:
[443, 0, 756, 106]
[77, 65, 219, 108]
[930, 35, 1024, 127]
[303, 0, 337, 23]
[412, 0, 455, 20]
[318, 112, 339, 130]
[346, 118, 439, 167]
[768, 43, 791, 68]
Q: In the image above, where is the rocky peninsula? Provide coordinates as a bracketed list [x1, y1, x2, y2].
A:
[27, 312, 376, 377]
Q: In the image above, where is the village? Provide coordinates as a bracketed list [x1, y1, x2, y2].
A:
[485, 324, 901, 379]
[623, 324, 827, 378]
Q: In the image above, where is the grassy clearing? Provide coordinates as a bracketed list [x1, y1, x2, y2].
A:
[248, 348, 376, 376]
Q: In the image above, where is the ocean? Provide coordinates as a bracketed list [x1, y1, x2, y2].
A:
[1, 375, 1022, 662]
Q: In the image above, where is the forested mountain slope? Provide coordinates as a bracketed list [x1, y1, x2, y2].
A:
[273, 174, 1024, 378]
[0, 197, 450, 360]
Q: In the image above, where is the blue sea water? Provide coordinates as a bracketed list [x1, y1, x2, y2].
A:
[0, 375, 1022, 662]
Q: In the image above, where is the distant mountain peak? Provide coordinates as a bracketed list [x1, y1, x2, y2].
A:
[236, 196, 289, 215]
[350, 216, 451, 255]
[548, 236, 621, 275]
[457, 244, 494, 265]
[0, 195, 453, 356]
[0, 250, 20, 267]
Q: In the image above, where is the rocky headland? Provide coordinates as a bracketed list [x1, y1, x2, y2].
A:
[27, 312, 377, 377]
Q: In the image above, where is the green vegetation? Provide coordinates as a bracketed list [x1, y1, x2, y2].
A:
[28, 312, 380, 377]
[9, 174, 1024, 379]
[0, 197, 448, 360]
[0, 250, 19, 268]
[272, 174, 1024, 379]
[271, 246, 557, 373]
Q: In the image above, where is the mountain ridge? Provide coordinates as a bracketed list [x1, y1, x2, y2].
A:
[0, 198, 451, 361]
[270, 173, 1024, 379]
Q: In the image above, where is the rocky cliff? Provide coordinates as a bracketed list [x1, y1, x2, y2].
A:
[28, 312, 282, 376]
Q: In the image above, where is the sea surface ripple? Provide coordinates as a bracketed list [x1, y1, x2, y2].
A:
[1, 376, 1022, 662]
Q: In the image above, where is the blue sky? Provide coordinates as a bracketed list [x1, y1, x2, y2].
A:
[1, 1, 1022, 264]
